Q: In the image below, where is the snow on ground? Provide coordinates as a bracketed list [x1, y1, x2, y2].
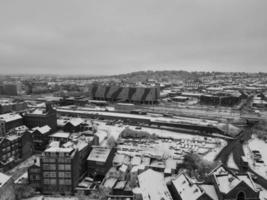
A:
[243, 135, 267, 178]
[92, 120, 227, 162]
[226, 153, 239, 170]
[7, 154, 40, 180]
[23, 196, 79, 200]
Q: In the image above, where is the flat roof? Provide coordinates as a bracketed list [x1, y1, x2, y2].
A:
[0, 113, 22, 122]
[138, 169, 173, 200]
[50, 131, 70, 138]
[87, 146, 112, 163]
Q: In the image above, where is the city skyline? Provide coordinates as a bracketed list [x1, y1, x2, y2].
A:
[0, 0, 267, 75]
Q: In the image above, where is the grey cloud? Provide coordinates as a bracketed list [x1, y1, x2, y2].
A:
[0, 0, 267, 74]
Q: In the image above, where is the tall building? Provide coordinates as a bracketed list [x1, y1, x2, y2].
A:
[23, 103, 57, 132]
[40, 145, 80, 195]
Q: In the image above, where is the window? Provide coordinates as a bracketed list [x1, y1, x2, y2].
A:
[58, 164, 65, 170]
[58, 172, 65, 178]
[43, 179, 50, 184]
[65, 164, 71, 170]
[49, 164, 56, 170]
[43, 164, 50, 170]
[50, 179, 57, 185]
[43, 172, 50, 178]
[50, 172, 57, 178]
[65, 172, 71, 178]
[59, 179, 64, 185]
[64, 179, 72, 185]
[237, 192, 245, 200]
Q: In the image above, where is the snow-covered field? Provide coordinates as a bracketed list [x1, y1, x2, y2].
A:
[93, 120, 227, 162]
[243, 135, 267, 178]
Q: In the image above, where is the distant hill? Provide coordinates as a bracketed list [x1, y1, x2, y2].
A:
[108, 70, 204, 83]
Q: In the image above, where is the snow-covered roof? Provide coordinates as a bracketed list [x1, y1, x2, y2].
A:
[200, 184, 219, 200]
[214, 173, 258, 194]
[45, 146, 74, 154]
[172, 173, 204, 200]
[0, 172, 11, 187]
[87, 146, 112, 163]
[138, 169, 173, 200]
[33, 125, 51, 134]
[67, 118, 84, 127]
[0, 113, 22, 122]
[50, 131, 70, 138]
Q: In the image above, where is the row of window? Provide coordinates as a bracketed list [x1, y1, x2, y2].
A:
[1, 144, 20, 152]
[44, 151, 70, 157]
[43, 178, 72, 185]
[29, 168, 40, 173]
[30, 175, 40, 180]
[1, 150, 20, 161]
[43, 171, 71, 178]
[42, 164, 71, 171]
[42, 157, 71, 163]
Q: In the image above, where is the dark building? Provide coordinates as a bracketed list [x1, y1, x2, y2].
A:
[28, 158, 41, 190]
[63, 118, 86, 133]
[0, 128, 33, 171]
[199, 91, 242, 107]
[88, 84, 160, 104]
[0, 83, 22, 96]
[31, 125, 51, 152]
[23, 103, 57, 132]
[0, 113, 23, 136]
[0, 101, 27, 114]
[40, 146, 80, 195]
[87, 146, 116, 179]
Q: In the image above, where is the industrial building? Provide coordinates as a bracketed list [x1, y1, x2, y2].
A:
[88, 84, 160, 104]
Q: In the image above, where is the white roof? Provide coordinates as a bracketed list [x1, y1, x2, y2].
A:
[45, 146, 74, 153]
[200, 184, 219, 200]
[50, 131, 70, 138]
[0, 172, 11, 187]
[0, 113, 22, 122]
[33, 125, 51, 134]
[215, 173, 257, 194]
[172, 173, 204, 200]
[31, 109, 46, 115]
[87, 147, 112, 162]
[138, 169, 173, 200]
[68, 118, 84, 127]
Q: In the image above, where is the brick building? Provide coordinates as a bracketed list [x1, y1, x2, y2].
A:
[0, 113, 23, 136]
[40, 146, 80, 195]
[23, 103, 57, 131]
[0, 127, 33, 171]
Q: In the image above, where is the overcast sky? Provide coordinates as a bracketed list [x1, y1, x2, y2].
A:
[0, 0, 266, 75]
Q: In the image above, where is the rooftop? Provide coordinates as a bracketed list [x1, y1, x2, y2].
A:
[172, 173, 204, 200]
[0, 113, 22, 122]
[33, 125, 51, 134]
[138, 169, 173, 200]
[50, 131, 70, 139]
[87, 146, 112, 163]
